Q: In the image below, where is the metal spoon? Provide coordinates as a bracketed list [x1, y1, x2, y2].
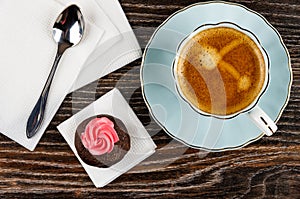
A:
[26, 5, 85, 138]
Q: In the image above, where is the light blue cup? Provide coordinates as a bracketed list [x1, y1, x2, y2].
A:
[141, 1, 292, 151]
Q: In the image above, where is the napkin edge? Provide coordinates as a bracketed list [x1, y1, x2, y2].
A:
[92, 149, 156, 188]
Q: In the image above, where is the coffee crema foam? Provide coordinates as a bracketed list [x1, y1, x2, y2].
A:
[176, 27, 266, 115]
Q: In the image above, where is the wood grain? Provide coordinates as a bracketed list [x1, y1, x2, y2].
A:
[0, 0, 299, 198]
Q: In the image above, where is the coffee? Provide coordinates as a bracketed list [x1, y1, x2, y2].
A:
[175, 27, 266, 115]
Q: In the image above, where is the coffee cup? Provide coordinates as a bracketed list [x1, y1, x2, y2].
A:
[173, 22, 277, 136]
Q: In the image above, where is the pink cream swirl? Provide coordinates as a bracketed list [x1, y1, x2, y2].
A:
[81, 117, 119, 156]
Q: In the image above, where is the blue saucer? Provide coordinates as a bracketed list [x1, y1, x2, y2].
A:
[141, 1, 292, 151]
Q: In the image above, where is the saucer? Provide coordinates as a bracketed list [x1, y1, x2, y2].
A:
[141, 1, 292, 151]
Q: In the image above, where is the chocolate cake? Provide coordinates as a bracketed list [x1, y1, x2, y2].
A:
[75, 114, 130, 168]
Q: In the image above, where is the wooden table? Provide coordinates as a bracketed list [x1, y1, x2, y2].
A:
[0, 0, 299, 198]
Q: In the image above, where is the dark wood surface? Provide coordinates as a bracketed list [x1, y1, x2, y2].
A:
[0, 0, 299, 198]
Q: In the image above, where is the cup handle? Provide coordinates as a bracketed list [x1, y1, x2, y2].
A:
[248, 106, 278, 136]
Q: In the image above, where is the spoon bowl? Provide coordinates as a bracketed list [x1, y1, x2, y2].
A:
[26, 5, 85, 138]
[53, 5, 84, 46]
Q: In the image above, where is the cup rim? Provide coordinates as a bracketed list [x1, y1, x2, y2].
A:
[172, 21, 270, 119]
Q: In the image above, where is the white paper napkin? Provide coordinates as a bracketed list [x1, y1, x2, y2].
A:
[70, 0, 142, 91]
[0, 0, 141, 151]
[57, 88, 156, 187]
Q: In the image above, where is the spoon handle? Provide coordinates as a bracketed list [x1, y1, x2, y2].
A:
[26, 47, 64, 138]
